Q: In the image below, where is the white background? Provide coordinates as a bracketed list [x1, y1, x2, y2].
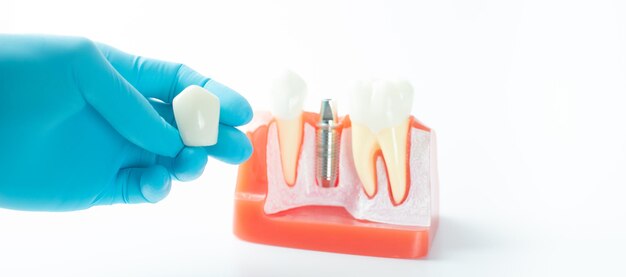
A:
[2, 0, 626, 276]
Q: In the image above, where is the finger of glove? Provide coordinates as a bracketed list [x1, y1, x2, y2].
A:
[150, 99, 175, 125]
[204, 124, 253, 164]
[77, 45, 183, 157]
[158, 147, 208, 182]
[95, 165, 172, 205]
[96, 43, 252, 126]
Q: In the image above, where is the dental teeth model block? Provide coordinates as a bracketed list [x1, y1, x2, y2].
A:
[233, 74, 439, 259]
[173, 85, 220, 146]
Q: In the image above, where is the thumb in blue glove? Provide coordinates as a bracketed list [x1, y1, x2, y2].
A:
[0, 35, 253, 211]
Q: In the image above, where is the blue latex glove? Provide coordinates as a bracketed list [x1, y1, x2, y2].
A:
[0, 35, 253, 211]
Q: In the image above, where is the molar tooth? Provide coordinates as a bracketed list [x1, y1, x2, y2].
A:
[350, 80, 414, 204]
[270, 70, 307, 186]
[173, 85, 220, 146]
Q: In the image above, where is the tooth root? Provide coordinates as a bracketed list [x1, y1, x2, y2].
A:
[276, 115, 303, 185]
[351, 123, 379, 197]
[270, 70, 307, 186]
[377, 118, 410, 204]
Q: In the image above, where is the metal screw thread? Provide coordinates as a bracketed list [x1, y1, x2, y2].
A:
[316, 99, 341, 188]
[316, 126, 340, 187]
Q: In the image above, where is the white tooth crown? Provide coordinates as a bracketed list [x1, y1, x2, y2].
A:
[270, 70, 307, 120]
[352, 80, 414, 132]
[173, 85, 220, 147]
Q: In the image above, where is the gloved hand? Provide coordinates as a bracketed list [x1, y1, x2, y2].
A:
[0, 35, 253, 211]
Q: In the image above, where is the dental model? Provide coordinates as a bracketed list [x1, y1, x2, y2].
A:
[351, 80, 414, 205]
[270, 70, 307, 185]
[233, 74, 438, 259]
[173, 85, 220, 146]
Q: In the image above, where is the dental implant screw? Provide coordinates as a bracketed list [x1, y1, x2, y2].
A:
[316, 99, 341, 188]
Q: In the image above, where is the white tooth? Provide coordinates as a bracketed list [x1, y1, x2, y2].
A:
[350, 80, 414, 204]
[374, 80, 414, 204]
[270, 70, 307, 185]
[173, 85, 220, 147]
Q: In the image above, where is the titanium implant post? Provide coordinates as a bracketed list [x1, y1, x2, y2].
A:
[316, 99, 341, 188]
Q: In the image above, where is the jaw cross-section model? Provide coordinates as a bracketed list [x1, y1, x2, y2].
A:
[233, 71, 439, 259]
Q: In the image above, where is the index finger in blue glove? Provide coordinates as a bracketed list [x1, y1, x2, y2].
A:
[204, 124, 253, 164]
[156, 124, 252, 180]
[96, 43, 252, 127]
[76, 42, 184, 158]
